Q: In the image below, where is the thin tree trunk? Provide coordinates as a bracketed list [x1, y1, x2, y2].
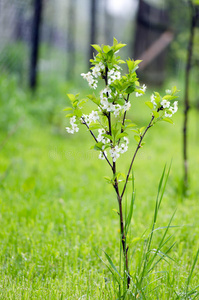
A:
[66, 0, 76, 80]
[29, 0, 43, 90]
[183, 1, 197, 190]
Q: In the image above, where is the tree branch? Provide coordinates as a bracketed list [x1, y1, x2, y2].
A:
[81, 117, 113, 169]
[121, 115, 154, 198]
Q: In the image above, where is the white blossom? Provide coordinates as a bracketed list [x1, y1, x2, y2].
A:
[150, 94, 157, 108]
[97, 128, 107, 143]
[99, 150, 107, 160]
[108, 68, 121, 85]
[106, 102, 115, 112]
[164, 101, 178, 117]
[168, 101, 178, 116]
[172, 101, 178, 113]
[165, 111, 173, 118]
[136, 84, 147, 97]
[165, 89, 171, 94]
[66, 116, 79, 134]
[92, 62, 104, 78]
[120, 143, 128, 154]
[82, 114, 90, 125]
[123, 102, 131, 111]
[113, 104, 122, 117]
[124, 137, 129, 144]
[161, 99, 170, 109]
[81, 71, 98, 89]
[82, 111, 99, 126]
[110, 145, 120, 162]
[89, 110, 99, 122]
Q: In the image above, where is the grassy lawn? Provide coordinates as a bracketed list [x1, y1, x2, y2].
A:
[0, 75, 198, 299]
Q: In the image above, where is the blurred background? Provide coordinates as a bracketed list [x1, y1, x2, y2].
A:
[0, 0, 198, 89]
[0, 2, 199, 297]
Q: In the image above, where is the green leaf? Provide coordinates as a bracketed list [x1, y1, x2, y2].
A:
[153, 111, 159, 118]
[103, 45, 112, 53]
[73, 109, 82, 118]
[145, 101, 153, 110]
[126, 59, 135, 72]
[126, 123, 137, 129]
[78, 99, 88, 107]
[65, 113, 74, 118]
[139, 127, 145, 134]
[134, 135, 140, 143]
[103, 251, 122, 279]
[126, 85, 135, 94]
[87, 94, 100, 106]
[113, 37, 118, 47]
[89, 124, 101, 130]
[91, 44, 101, 52]
[94, 142, 104, 151]
[117, 132, 128, 139]
[104, 176, 112, 183]
[162, 117, 174, 124]
[171, 86, 178, 95]
[162, 95, 178, 101]
[131, 129, 139, 134]
[115, 43, 126, 51]
[134, 59, 142, 66]
[102, 133, 113, 141]
[63, 107, 72, 111]
[116, 98, 125, 106]
[117, 59, 126, 64]
[67, 94, 76, 102]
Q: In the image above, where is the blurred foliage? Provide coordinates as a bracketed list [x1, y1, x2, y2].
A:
[0, 42, 28, 83]
[0, 75, 27, 133]
[0, 74, 72, 136]
[168, 0, 199, 73]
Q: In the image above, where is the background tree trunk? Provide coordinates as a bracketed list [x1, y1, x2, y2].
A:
[133, 0, 169, 86]
[66, 0, 76, 80]
[89, 0, 97, 66]
[29, 0, 43, 90]
[183, 2, 199, 191]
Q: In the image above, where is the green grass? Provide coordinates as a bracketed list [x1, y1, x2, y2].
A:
[0, 75, 199, 299]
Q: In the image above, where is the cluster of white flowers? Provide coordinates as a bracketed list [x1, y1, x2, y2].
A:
[81, 62, 123, 90]
[81, 61, 105, 89]
[82, 110, 99, 126]
[161, 99, 170, 108]
[98, 150, 107, 160]
[92, 62, 104, 78]
[97, 128, 129, 162]
[136, 84, 147, 97]
[108, 66, 121, 85]
[150, 94, 178, 117]
[81, 72, 98, 89]
[109, 137, 129, 162]
[99, 87, 131, 116]
[164, 101, 178, 117]
[97, 128, 108, 144]
[66, 116, 79, 134]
